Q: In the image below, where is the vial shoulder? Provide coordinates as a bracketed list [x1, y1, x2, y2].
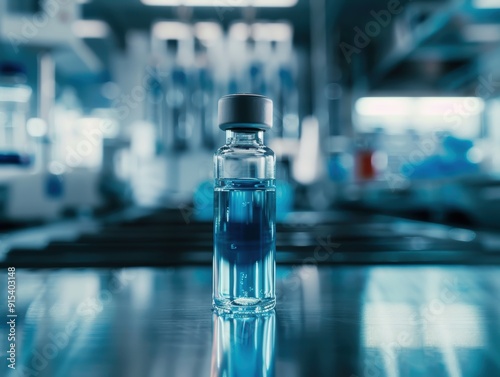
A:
[214, 144, 274, 158]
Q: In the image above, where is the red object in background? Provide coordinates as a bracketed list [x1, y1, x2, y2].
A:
[356, 150, 376, 180]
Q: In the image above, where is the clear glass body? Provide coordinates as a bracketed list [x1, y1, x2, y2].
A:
[213, 130, 276, 314]
[211, 311, 276, 376]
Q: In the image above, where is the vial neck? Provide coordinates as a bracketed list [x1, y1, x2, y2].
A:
[226, 130, 264, 145]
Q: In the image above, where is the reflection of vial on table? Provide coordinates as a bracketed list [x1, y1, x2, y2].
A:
[211, 311, 276, 377]
[213, 94, 276, 315]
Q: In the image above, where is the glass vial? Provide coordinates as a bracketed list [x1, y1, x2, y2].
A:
[213, 94, 276, 315]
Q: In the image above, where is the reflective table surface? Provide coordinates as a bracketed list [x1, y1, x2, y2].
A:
[1, 265, 499, 377]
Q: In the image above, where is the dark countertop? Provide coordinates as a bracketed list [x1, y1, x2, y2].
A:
[2, 265, 499, 377]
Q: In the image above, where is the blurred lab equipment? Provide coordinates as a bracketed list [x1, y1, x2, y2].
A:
[127, 20, 302, 211]
[0, 63, 33, 166]
[400, 135, 480, 180]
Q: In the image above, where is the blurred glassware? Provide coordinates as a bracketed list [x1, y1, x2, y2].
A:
[195, 67, 216, 150]
[144, 65, 166, 155]
[167, 67, 191, 151]
[327, 136, 353, 183]
[249, 62, 267, 96]
[275, 66, 299, 140]
[0, 62, 33, 166]
[328, 154, 350, 182]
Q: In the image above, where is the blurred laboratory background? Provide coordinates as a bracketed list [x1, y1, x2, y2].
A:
[2, 0, 500, 376]
[2, 0, 500, 227]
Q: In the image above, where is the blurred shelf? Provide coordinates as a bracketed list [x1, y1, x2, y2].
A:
[2, 208, 500, 268]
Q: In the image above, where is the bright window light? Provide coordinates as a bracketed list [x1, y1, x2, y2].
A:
[27, 118, 48, 137]
[363, 303, 418, 348]
[424, 304, 484, 347]
[131, 121, 156, 159]
[142, 0, 297, 6]
[355, 97, 413, 116]
[229, 23, 250, 41]
[473, 0, 500, 8]
[194, 22, 223, 43]
[72, 20, 110, 39]
[0, 86, 32, 103]
[356, 97, 484, 117]
[293, 116, 320, 185]
[354, 97, 485, 138]
[463, 24, 500, 42]
[416, 97, 484, 115]
[152, 21, 192, 40]
[229, 22, 293, 42]
[251, 22, 293, 42]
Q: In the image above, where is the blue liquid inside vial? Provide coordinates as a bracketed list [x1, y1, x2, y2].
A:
[213, 178, 276, 314]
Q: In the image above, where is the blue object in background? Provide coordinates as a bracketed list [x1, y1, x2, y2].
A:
[228, 78, 238, 94]
[45, 174, 64, 198]
[249, 63, 267, 95]
[0, 153, 31, 166]
[328, 154, 350, 182]
[279, 67, 293, 91]
[401, 136, 480, 180]
[0, 62, 27, 77]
